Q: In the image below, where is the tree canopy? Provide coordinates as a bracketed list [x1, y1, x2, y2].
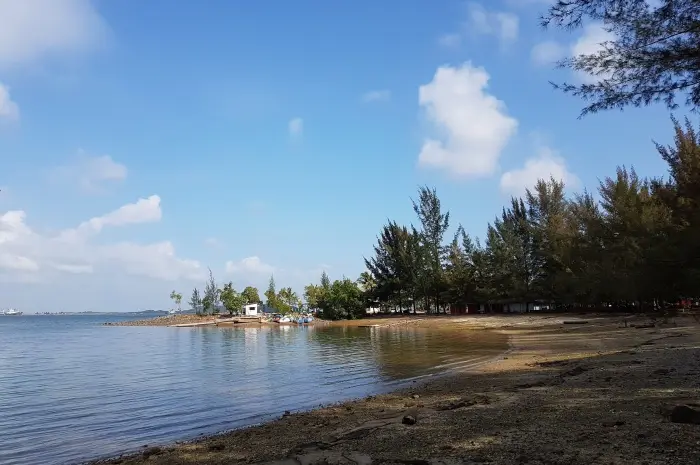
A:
[543, 0, 700, 116]
[355, 118, 700, 314]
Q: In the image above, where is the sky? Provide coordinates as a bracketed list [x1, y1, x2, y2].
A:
[0, 0, 688, 312]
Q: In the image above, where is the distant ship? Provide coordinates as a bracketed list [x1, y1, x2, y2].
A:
[1, 308, 23, 316]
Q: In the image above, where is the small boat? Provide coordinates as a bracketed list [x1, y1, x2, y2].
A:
[1, 308, 23, 316]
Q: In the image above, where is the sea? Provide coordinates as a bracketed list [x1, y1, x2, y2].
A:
[0, 314, 506, 465]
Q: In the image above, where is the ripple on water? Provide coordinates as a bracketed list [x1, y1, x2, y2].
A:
[0, 316, 507, 465]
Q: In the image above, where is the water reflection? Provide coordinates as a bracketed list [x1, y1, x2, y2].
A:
[0, 317, 506, 465]
[307, 326, 507, 380]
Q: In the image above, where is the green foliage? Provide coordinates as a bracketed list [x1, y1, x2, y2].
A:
[220, 282, 246, 316]
[189, 288, 202, 315]
[277, 287, 301, 313]
[352, 118, 700, 314]
[306, 272, 365, 320]
[241, 286, 261, 304]
[203, 268, 219, 315]
[169, 290, 183, 312]
[265, 275, 281, 310]
[542, 0, 700, 116]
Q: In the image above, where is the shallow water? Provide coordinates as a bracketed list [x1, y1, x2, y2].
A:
[0, 315, 506, 465]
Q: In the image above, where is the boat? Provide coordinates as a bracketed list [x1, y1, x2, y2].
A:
[1, 308, 23, 316]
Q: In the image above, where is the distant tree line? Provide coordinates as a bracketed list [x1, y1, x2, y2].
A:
[356, 118, 700, 314]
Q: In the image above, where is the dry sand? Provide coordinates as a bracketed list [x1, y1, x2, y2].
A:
[92, 313, 700, 465]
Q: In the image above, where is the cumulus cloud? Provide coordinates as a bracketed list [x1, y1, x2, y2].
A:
[59, 194, 161, 242]
[531, 23, 615, 83]
[51, 153, 127, 193]
[0, 0, 107, 69]
[288, 117, 303, 138]
[0, 82, 19, 121]
[362, 90, 391, 103]
[500, 146, 580, 197]
[418, 63, 518, 177]
[225, 256, 276, 275]
[0, 196, 202, 282]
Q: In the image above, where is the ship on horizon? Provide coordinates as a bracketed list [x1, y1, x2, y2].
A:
[0, 308, 23, 316]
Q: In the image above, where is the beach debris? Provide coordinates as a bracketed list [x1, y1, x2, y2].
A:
[283, 410, 291, 417]
[669, 404, 700, 425]
[402, 415, 417, 425]
[563, 320, 589, 325]
[208, 443, 226, 451]
[412, 394, 420, 399]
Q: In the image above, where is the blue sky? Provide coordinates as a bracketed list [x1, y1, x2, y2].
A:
[0, 0, 686, 312]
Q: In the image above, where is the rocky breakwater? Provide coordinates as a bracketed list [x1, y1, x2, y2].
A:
[104, 314, 217, 327]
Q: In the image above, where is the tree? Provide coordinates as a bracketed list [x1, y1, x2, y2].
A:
[443, 226, 478, 309]
[278, 287, 301, 312]
[304, 283, 323, 310]
[365, 221, 415, 313]
[203, 268, 219, 315]
[241, 286, 261, 304]
[265, 275, 278, 310]
[169, 290, 182, 313]
[220, 282, 246, 315]
[189, 288, 202, 315]
[412, 186, 450, 313]
[542, 0, 700, 116]
[328, 278, 365, 320]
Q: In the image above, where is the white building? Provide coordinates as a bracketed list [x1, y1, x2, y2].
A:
[243, 303, 259, 316]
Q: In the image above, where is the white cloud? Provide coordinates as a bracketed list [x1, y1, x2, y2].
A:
[500, 146, 580, 197]
[59, 194, 161, 242]
[0, 0, 107, 69]
[418, 63, 518, 177]
[362, 90, 391, 103]
[52, 153, 127, 193]
[0, 82, 19, 121]
[467, 3, 519, 45]
[225, 256, 275, 275]
[0, 196, 203, 282]
[531, 23, 615, 83]
[288, 117, 303, 138]
[531, 40, 566, 66]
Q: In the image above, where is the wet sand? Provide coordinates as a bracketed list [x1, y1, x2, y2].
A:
[92, 314, 700, 465]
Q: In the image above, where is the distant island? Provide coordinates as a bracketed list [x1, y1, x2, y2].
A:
[34, 309, 197, 316]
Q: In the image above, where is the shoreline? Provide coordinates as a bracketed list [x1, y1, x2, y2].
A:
[91, 313, 700, 465]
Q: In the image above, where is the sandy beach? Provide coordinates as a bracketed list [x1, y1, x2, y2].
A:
[93, 313, 700, 465]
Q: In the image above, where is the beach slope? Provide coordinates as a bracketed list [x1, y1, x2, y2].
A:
[93, 314, 700, 465]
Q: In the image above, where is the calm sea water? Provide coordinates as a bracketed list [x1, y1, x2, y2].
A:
[0, 315, 506, 465]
